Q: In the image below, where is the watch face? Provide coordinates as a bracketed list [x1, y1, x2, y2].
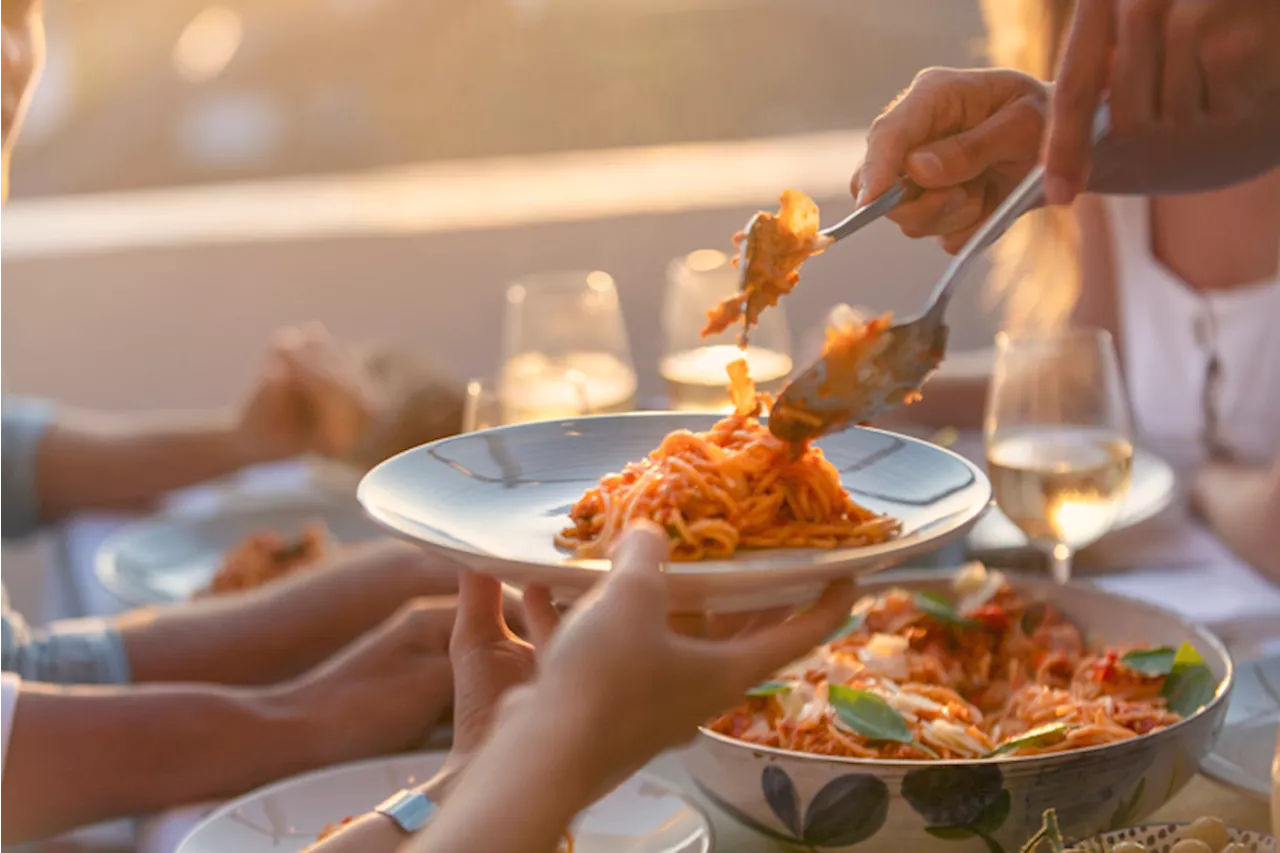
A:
[377, 790, 437, 833]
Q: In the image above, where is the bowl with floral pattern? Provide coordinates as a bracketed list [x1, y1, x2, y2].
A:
[685, 573, 1233, 852]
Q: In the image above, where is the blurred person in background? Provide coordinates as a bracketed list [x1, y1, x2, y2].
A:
[0, 272, 477, 850]
[849, 0, 1280, 581]
[3, 0, 479, 843]
[0, 0, 39, 203]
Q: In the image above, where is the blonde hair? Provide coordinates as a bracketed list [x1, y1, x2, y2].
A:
[980, 0, 1082, 333]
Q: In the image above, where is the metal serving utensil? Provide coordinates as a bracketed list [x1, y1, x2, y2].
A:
[768, 105, 1113, 444]
[735, 179, 917, 342]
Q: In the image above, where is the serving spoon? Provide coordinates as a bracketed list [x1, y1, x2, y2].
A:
[768, 105, 1113, 444]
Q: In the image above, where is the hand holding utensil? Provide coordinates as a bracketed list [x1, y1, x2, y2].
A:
[768, 105, 1113, 444]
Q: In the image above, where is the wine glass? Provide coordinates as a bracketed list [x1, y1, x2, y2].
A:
[462, 378, 503, 433]
[984, 328, 1134, 584]
[659, 249, 792, 411]
[499, 270, 638, 424]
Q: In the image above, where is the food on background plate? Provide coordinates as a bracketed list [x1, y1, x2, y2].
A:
[702, 189, 833, 341]
[198, 523, 330, 596]
[708, 564, 1218, 760]
[315, 816, 355, 842]
[555, 357, 901, 561]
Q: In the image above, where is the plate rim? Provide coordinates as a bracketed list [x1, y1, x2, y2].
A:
[357, 412, 993, 579]
[176, 750, 716, 853]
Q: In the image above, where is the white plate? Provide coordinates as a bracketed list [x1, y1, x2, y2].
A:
[96, 493, 385, 604]
[358, 413, 991, 611]
[177, 752, 713, 853]
[1201, 653, 1280, 800]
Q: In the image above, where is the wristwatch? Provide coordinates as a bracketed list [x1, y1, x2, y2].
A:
[375, 789, 438, 834]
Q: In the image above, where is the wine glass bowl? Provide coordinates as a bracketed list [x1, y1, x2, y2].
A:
[984, 328, 1134, 583]
[499, 270, 638, 424]
[659, 249, 792, 411]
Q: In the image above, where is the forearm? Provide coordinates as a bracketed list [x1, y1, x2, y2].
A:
[413, 705, 603, 853]
[2, 682, 317, 843]
[118, 542, 458, 685]
[35, 408, 259, 522]
[1084, 99, 1280, 197]
[304, 767, 460, 853]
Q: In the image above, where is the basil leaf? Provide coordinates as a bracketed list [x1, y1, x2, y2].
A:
[827, 686, 940, 758]
[746, 680, 792, 698]
[915, 591, 981, 628]
[984, 723, 1071, 757]
[828, 685, 913, 743]
[826, 612, 865, 643]
[1120, 646, 1176, 676]
[1162, 642, 1216, 717]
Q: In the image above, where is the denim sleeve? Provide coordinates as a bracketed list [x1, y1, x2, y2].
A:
[2, 590, 132, 684]
[2, 397, 54, 541]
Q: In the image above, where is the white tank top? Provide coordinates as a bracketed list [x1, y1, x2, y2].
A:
[1090, 196, 1280, 628]
[1104, 195, 1280, 476]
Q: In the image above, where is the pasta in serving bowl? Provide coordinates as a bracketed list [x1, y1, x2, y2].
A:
[686, 570, 1233, 852]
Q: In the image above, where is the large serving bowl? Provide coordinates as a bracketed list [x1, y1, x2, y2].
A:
[685, 573, 1233, 852]
[358, 414, 991, 611]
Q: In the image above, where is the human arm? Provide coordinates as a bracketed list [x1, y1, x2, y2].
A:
[415, 524, 857, 852]
[312, 525, 855, 853]
[1, 0, 43, 204]
[1190, 457, 1280, 582]
[2, 598, 455, 844]
[1045, 0, 1280, 205]
[31, 406, 272, 521]
[853, 52, 1280, 250]
[116, 540, 458, 685]
[9, 324, 382, 532]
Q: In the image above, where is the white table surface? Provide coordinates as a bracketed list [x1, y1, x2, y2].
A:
[29, 459, 1280, 853]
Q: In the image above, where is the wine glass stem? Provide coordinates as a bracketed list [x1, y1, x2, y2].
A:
[1048, 542, 1073, 584]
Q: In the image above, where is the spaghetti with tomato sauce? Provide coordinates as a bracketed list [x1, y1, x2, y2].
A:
[555, 359, 901, 561]
[707, 565, 1188, 759]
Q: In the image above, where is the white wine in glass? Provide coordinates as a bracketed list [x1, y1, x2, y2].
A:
[499, 271, 638, 423]
[659, 249, 792, 411]
[985, 329, 1133, 583]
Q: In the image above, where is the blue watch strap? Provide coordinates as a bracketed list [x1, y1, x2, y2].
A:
[375, 789, 438, 833]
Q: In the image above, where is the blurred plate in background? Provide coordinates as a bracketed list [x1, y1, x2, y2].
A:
[177, 751, 712, 853]
[95, 492, 384, 605]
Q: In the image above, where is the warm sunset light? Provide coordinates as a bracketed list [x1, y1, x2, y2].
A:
[172, 6, 243, 84]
